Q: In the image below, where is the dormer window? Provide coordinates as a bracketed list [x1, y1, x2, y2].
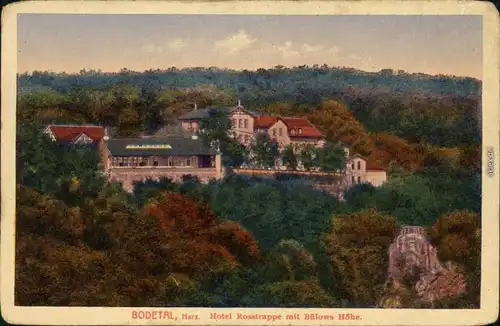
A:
[298, 128, 303, 135]
[290, 129, 296, 135]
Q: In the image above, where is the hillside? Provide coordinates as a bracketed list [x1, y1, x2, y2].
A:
[14, 65, 483, 309]
[17, 67, 481, 172]
[18, 66, 481, 99]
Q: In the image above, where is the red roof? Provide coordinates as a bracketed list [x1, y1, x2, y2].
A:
[366, 162, 386, 171]
[281, 117, 324, 139]
[254, 115, 279, 129]
[47, 125, 105, 142]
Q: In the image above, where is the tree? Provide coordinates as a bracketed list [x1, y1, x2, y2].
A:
[17, 90, 69, 124]
[116, 108, 141, 137]
[307, 100, 374, 157]
[321, 209, 397, 306]
[317, 142, 347, 172]
[343, 183, 377, 210]
[16, 121, 105, 200]
[349, 166, 480, 227]
[458, 144, 481, 171]
[108, 84, 141, 127]
[198, 109, 230, 148]
[369, 132, 423, 172]
[250, 132, 280, 168]
[16, 183, 263, 307]
[281, 144, 298, 170]
[16, 183, 178, 306]
[142, 191, 261, 279]
[62, 87, 98, 122]
[427, 210, 480, 307]
[137, 83, 165, 134]
[204, 175, 341, 252]
[241, 280, 338, 307]
[429, 210, 480, 269]
[298, 143, 318, 171]
[259, 240, 318, 283]
[198, 109, 249, 168]
[222, 138, 249, 168]
[132, 177, 179, 207]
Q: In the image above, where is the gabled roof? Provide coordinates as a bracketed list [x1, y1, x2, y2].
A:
[348, 153, 367, 161]
[366, 162, 386, 171]
[178, 107, 229, 120]
[281, 117, 324, 139]
[348, 154, 386, 171]
[254, 115, 280, 129]
[178, 105, 260, 121]
[46, 125, 105, 142]
[106, 137, 217, 156]
[72, 132, 95, 144]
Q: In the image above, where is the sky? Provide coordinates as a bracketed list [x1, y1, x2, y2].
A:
[17, 14, 483, 79]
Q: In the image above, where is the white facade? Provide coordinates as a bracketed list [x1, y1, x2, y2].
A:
[346, 154, 387, 187]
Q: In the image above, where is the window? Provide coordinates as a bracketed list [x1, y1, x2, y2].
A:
[186, 159, 191, 167]
[352, 176, 355, 183]
[290, 129, 295, 135]
[244, 119, 248, 128]
[154, 161, 159, 167]
[298, 128, 303, 135]
[279, 128, 283, 136]
[139, 161, 146, 166]
[351, 162, 355, 170]
[239, 119, 242, 128]
[357, 161, 361, 170]
[272, 129, 277, 137]
[168, 157, 173, 167]
[232, 119, 237, 127]
[357, 176, 361, 184]
[245, 135, 250, 144]
[119, 163, 124, 167]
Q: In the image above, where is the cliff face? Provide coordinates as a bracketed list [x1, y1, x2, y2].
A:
[384, 226, 466, 305]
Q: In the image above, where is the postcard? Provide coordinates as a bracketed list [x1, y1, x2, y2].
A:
[1, 0, 499, 325]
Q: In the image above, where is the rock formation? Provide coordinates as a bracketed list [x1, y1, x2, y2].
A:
[383, 226, 466, 306]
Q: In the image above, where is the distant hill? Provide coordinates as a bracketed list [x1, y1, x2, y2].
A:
[17, 67, 481, 102]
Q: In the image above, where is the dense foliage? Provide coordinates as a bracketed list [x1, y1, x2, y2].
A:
[14, 68, 482, 308]
[18, 67, 480, 99]
[18, 68, 481, 150]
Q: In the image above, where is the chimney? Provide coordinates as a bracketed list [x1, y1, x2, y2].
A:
[237, 99, 241, 107]
[103, 126, 110, 141]
[194, 103, 198, 110]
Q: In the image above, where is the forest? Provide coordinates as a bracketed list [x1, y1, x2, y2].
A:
[15, 67, 482, 308]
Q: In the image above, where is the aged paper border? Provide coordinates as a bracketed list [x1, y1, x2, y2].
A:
[1, 1, 499, 325]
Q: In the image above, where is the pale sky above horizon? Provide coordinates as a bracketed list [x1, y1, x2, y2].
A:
[17, 14, 483, 79]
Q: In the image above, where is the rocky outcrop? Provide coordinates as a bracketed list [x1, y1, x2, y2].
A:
[384, 226, 466, 305]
